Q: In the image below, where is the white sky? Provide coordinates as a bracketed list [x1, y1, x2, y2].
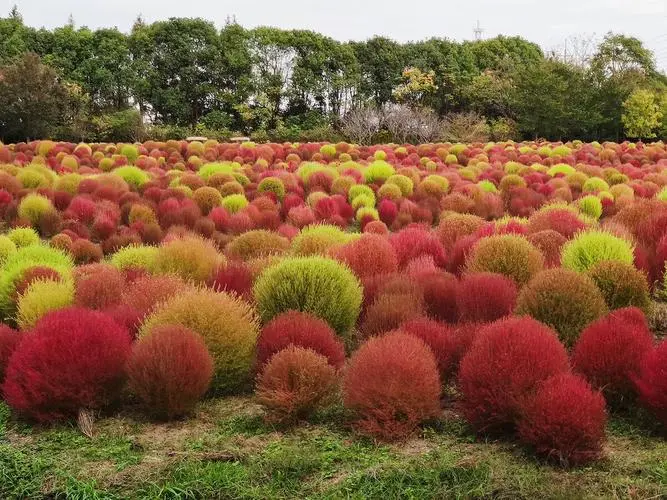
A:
[7, 0, 667, 71]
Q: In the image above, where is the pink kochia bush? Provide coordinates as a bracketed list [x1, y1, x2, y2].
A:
[2, 308, 131, 422]
[634, 340, 667, 427]
[456, 272, 517, 322]
[458, 317, 570, 434]
[518, 373, 607, 466]
[0, 324, 20, 383]
[255, 311, 346, 370]
[343, 331, 441, 441]
[572, 307, 654, 406]
[127, 325, 214, 419]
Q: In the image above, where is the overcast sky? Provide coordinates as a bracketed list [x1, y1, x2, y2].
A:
[7, 0, 667, 71]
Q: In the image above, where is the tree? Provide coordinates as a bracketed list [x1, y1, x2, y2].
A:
[351, 37, 405, 107]
[0, 52, 69, 140]
[393, 67, 437, 108]
[341, 106, 381, 144]
[622, 89, 662, 139]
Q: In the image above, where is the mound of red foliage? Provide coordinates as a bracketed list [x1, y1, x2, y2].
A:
[458, 316, 569, 434]
[2, 308, 131, 422]
[456, 272, 517, 322]
[400, 317, 458, 380]
[256, 311, 346, 370]
[634, 340, 667, 427]
[0, 324, 20, 383]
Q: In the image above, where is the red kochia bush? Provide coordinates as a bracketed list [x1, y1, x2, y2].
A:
[209, 262, 254, 302]
[413, 271, 459, 323]
[256, 346, 338, 425]
[0, 325, 20, 383]
[256, 311, 345, 370]
[400, 318, 457, 380]
[2, 308, 131, 422]
[74, 264, 125, 310]
[572, 307, 654, 405]
[459, 317, 569, 434]
[456, 272, 517, 322]
[127, 325, 214, 419]
[518, 373, 607, 466]
[390, 227, 447, 268]
[331, 233, 398, 279]
[634, 340, 667, 426]
[343, 332, 441, 441]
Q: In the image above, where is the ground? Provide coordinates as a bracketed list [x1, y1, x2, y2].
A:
[1, 397, 666, 500]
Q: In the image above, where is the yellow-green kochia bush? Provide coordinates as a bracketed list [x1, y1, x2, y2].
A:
[112, 166, 150, 190]
[561, 231, 634, 273]
[0, 235, 17, 265]
[0, 245, 73, 321]
[7, 227, 40, 248]
[17, 193, 54, 226]
[290, 224, 355, 256]
[466, 234, 544, 286]
[254, 256, 363, 337]
[16, 278, 75, 330]
[140, 288, 260, 394]
[109, 245, 159, 273]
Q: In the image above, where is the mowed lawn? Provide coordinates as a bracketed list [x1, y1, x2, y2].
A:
[1, 397, 666, 500]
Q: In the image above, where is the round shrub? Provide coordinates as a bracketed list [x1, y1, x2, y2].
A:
[578, 195, 603, 220]
[256, 311, 345, 370]
[457, 272, 517, 322]
[561, 230, 634, 273]
[109, 245, 159, 273]
[154, 235, 224, 283]
[526, 230, 567, 267]
[226, 230, 290, 260]
[516, 268, 607, 347]
[390, 227, 447, 269]
[257, 177, 285, 200]
[415, 271, 459, 323]
[436, 213, 485, 251]
[127, 325, 214, 419]
[343, 332, 441, 441]
[193, 186, 223, 214]
[400, 317, 457, 381]
[588, 260, 651, 313]
[17, 193, 54, 226]
[256, 346, 338, 425]
[221, 194, 248, 214]
[361, 292, 425, 338]
[2, 307, 131, 422]
[112, 166, 150, 190]
[8, 227, 40, 248]
[208, 262, 254, 302]
[254, 256, 362, 337]
[572, 308, 653, 405]
[634, 340, 667, 427]
[518, 373, 607, 466]
[330, 233, 398, 279]
[0, 325, 20, 383]
[140, 288, 259, 394]
[17, 278, 75, 330]
[459, 317, 569, 434]
[290, 224, 353, 256]
[71, 239, 103, 265]
[527, 207, 587, 239]
[363, 160, 395, 183]
[121, 275, 188, 323]
[466, 234, 544, 286]
[74, 264, 125, 310]
[0, 245, 73, 321]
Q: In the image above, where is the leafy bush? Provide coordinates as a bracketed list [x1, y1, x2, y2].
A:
[516, 268, 607, 347]
[290, 224, 353, 256]
[7, 227, 40, 248]
[16, 278, 75, 330]
[109, 245, 158, 273]
[226, 230, 290, 260]
[256, 346, 338, 425]
[154, 235, 224, 283]
[256, 311, 345, 370]
[588, 260, 651, 313]
[17, 194, 53, 226]
[2, 307, 131, 422]
[343, 331, 441, 441]
[457, 272, 517, 322]
[459, 317, 569, 434]
[254, 256, 362, 337]
[400, 317, 457, 381]
[634, 340, 667, 427]
[330, 233, 398, 279]
[140, 288, 260, 394]
[572, 308, 653, 405]
[0, 245, 73, 322]
[518, 373, 607, 466]
[466, 234, 544, 286]
[561, 230, 634, 273]
[127, 325, 214, 419]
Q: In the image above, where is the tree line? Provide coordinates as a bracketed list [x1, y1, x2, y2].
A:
[0, 6, 666, 143]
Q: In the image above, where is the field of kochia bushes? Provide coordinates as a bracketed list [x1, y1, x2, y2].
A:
[0, 138, 667, 468]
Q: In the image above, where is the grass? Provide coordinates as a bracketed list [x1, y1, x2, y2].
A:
[0, 398, 666, 499]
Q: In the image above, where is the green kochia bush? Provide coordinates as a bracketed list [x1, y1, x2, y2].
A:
[561, 230, 634, 273]
[254, 256, 362, 337]
[7, 227, 40, 248]
[17, 194, 54, 226]
[0, 245, 73, 322]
